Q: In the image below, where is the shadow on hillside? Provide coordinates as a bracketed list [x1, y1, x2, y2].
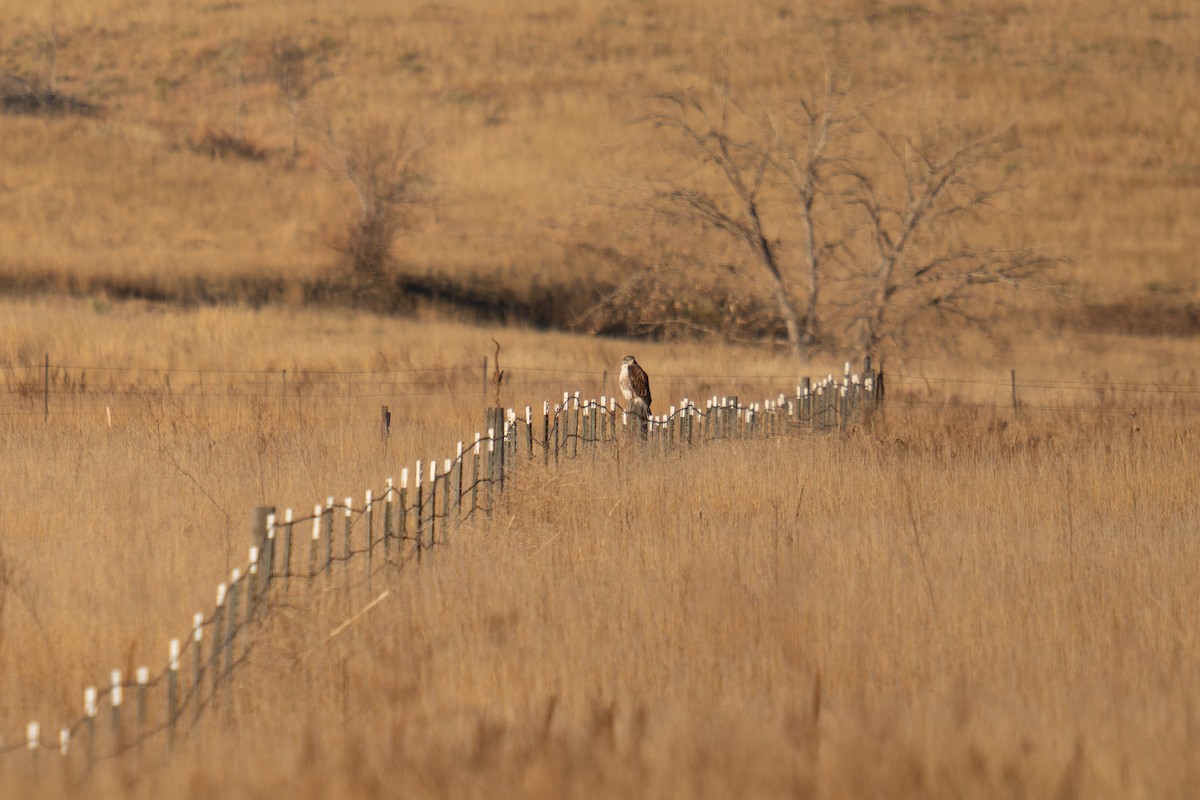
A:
[1, 75, 100, 117]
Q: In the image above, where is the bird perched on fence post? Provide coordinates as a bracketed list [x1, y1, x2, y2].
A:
[619, 355, 652, 436]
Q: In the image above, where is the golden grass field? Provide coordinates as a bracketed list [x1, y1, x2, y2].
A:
[2, 0, 1200, 797]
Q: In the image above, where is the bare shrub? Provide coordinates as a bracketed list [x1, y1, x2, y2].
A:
[323, 121, 432, 285]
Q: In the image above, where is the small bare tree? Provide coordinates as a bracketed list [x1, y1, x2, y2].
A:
[644, 83, 810, 359]
[642, 70, 1061, 359]
[324, 121, 430, 284]
[843, 120, 1060, 354]
[269, 36, 323, 164]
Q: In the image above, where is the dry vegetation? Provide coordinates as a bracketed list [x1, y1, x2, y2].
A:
[0, 0, 1196, 335]
[2, 0, 1200, 796]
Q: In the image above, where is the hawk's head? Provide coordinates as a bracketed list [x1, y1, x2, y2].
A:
[622, 355, 638, 366]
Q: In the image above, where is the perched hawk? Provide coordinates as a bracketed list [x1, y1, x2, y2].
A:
[619, 355, 652, 420]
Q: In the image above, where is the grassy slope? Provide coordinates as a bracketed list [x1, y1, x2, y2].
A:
[0, 0, 1196, 310]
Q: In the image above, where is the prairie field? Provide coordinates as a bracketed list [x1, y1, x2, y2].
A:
[1, 0, 1200, 797]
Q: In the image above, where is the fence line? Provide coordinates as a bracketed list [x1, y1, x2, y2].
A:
[0, 355, 888, 773]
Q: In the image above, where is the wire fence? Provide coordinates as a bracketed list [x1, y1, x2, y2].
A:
[0, 357, 882, 775]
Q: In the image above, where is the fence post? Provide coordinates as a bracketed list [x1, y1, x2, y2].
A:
[365, 489, 374, 584]
[246, 547, 259, 621]
[542, 402, 551, 466]
[167, 638, 180, 750]
[414, 461, 424, 563]
[399, 470, 409, 554]
[84, 687, 97, 767]
[525, 407, 533, 459]
[224, 572, 239, 719]
[282, 508, 294, 593]
[44, 353, 49, 423]
[251, 506, 273, 597]
[27, 721, 39, 773]
[211, 584, 225, 701]
[136, 666, 148, 757]
[342, 497, 353, 589]
[455, 443, 465, 522]
[309, 505, 321, 578]
[191, 613, 203, 728]
[111, 669, 123, 755]
[486, 427, 495, 519]
[383, 480, 393, 560]
[428, 461, 438, 548]
[324, 497, 334, 575]
[442, 458, 452, 544]
[59, 727, 69, 759]
[263, 512, 276, 597]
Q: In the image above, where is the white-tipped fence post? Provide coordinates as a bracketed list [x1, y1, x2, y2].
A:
[211, 585, 226, 700]
[343, 497, 353, 586]
[247, 546, 259, 620]
[263, 511, 276, 596]
[324, 496, 335, 575]
[167, 638, 180, 750]
[282, 507, 294, 593]
[471, 435, 481, 517]
[399, 469, 409, 549]
[525, 406, 533, 458]
[225, 571, 239, 718]
[111, 669, 123, 755]
[414, 461, 424, 563]
[136, 666, 149, 756]
[59, 727, 69, 757]
[84, 686, 97, 766]
[428, 460, 439, 547]
[442, 458, 452, 543]
[27, 721, 39, 771]
[365, 489, 374, 583]
[383, 480, 394, 559]
[542, 401, 551, 466]
[191, 613, 203, 727]
[486, 428, 496, 519]
[310, 505, 322, 578]
[455, 442, 465, 521]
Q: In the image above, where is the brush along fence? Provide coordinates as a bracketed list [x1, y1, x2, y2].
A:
[1, 358, 881, 772]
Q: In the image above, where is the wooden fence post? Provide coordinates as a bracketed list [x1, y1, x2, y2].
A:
[542, 402, 551, 466]
[251, 506, 273, 598]
[383, 480, 393, 560]
[281, 508, 294, 593]
[442, 458, 452, 544]
[414, 461, 424, 563]
[211, 584, 225, 701]
[111, 669, 123, 755]
[455, 443, 465, 522]
[224, 571, 239, 719]
[27, 721, 39, 772]
[365, 489, 374, 585]
[428, 460, 438, 547]
[399, 470, 409, 553]
[84, 687, 97, 767]
[486, 427, 495, 519]
[246, 547, 259, 621]
[324, 497, 334, 575]
[342, 497, 353, 589]
[309, 505, 321, 578]
[136, 666, 148, 757]
[167, 638, 180, 750]
[191, 613, 203, 728]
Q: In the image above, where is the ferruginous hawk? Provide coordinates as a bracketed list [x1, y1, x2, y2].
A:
[619, 355, 652, 420]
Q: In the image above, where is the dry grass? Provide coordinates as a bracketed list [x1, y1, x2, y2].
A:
[0, 296, 1199, 796]
[7, 409, 1200, 798]
[2, 0, 1199, 793]
[0, 0, 1196, 310]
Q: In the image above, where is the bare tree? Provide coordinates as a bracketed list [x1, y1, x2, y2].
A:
[643, 81, 811, 359]
[844, 120, 1061, 354]
[323, 121, 430, 284]
[269, 36, 324, 164]
[767, 69, 857, 349]
[642, 72, 1062, 359]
